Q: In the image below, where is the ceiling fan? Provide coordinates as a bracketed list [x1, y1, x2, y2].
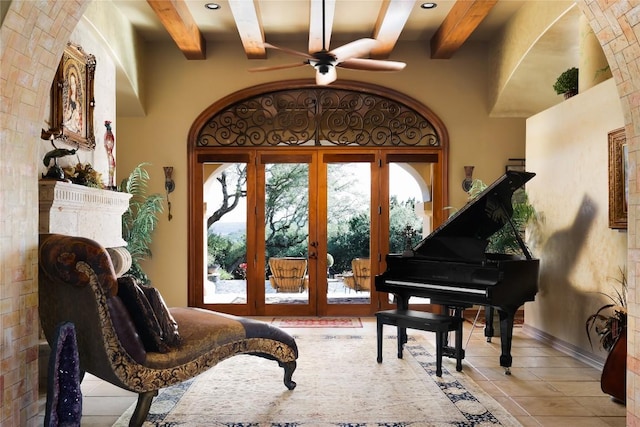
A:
[249, 0, 406, 85]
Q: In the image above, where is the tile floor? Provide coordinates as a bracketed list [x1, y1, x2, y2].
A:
[37, 316, 627, 426]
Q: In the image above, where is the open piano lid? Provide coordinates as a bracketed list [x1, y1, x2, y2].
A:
[412, 170, 535, 261]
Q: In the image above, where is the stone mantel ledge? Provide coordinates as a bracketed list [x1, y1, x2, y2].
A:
[39, 180, 132, 249]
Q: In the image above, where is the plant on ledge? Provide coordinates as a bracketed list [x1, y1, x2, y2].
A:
[553, 67, 579, 99]
[585, 268, 627, 352]
[64, 162, 104, 188]
[119, 163, 164, 285]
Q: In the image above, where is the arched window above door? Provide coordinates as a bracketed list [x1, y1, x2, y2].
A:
[192, 81, 446, 148]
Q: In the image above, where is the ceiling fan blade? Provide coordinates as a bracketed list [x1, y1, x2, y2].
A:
[330, 38, 380, 63]
[248, 62, 308, 72]
[264, 42, 314, 60]
[338, 58, 406, 71]
[316, 66, 337, 85]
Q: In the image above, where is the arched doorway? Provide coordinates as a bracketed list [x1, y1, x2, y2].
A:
[187, 80, 449, 316]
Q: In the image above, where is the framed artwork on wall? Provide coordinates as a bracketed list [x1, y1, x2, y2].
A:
[608, 127, 627, 229]
[48, 43, 96, 150]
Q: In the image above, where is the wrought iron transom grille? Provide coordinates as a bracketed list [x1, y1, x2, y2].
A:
[196, 88, 440, 147]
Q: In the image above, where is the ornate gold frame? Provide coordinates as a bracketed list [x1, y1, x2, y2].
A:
[608, 127, 627, 229]
[48, 43, 96, 150]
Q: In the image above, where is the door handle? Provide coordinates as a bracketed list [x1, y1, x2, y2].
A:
[309, 252, 317, 259]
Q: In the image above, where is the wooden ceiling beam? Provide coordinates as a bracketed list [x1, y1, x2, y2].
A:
[147, 0, 206, 60]
[430, 0, 497, 59]
[370, 0, 415, 59]
[309, 0, 335, 53]
[228, 0, 266, 59]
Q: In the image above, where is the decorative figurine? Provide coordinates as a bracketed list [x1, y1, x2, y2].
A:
[104, 121, 116, 189]
[42, 141, 77, 180]
[402, 225, 418, 256]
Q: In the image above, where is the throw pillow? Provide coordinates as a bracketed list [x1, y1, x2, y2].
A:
[117, 276, 169, 353]
[106, 296, 147, 364]
[140, 286, 182, 347]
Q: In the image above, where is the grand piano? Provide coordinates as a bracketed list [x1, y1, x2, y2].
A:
[375, 170, 539, 374]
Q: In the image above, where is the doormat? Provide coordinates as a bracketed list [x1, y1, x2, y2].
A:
[271, 317, 362, 328]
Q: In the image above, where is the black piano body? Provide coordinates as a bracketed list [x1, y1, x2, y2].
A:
[375, 170, 540, 373]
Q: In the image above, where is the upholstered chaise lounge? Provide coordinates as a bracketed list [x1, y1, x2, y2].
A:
[38, 233, 298, 427]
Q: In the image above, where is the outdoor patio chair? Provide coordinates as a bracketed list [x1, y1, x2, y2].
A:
[269, 257, 309, 293]
[348, 258, 371, 292]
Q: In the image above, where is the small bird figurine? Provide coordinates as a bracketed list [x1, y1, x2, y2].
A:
[42, 141, 77, 180]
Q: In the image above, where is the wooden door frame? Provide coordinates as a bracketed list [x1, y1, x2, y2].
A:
[187, 80, 449, 315]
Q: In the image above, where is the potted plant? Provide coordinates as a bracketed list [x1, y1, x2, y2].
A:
[585, 268, 627, 403]
[119, 163, 164, 285]
[553, 67, 579, 99]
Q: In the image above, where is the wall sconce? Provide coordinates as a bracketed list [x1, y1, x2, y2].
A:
[164, 167, 175, 221]
[462, 165, 474, 192]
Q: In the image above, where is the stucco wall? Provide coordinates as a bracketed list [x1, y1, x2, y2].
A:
[526, 78, 626, 360]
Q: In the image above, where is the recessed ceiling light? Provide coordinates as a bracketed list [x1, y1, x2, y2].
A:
[421, 2, 437, 9]
[205, 3, 221, 10]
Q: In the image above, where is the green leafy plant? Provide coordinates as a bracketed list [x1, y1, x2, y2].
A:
[585, 268, 627, 352]
[119, 163, 164, 285]
[465, 178, 537, 254]
[553, 67, 579, 96]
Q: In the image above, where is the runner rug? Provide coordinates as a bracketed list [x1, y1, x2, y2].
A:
[113, 333, 521, 427]
[271, 317, 363, 328]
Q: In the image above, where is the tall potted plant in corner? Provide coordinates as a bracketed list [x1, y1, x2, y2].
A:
[553, 67, 579, 99]
[119, 163, 164, 285]
[585, 268, 627, 403]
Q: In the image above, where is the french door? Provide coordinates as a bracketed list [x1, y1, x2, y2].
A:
[198, 148, 385, 316]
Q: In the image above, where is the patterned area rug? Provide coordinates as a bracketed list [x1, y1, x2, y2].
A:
[271, 317, 363, 328]
[113, 333, 521, 427]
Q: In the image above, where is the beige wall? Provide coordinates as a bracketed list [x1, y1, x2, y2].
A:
[526, 78, 626, 360]
[116, 40, 527, 306]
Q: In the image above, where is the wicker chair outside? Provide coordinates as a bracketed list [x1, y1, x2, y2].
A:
[268, 257, 309, 293]
[342, 258, 371, 292]
[351, 258, 371, 291]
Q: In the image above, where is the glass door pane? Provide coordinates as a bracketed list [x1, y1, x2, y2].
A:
[264, 162, 310, 306]
[388, 161, 433, 305]
[203, 163, 249, 305]
[327, 162, 371, 305]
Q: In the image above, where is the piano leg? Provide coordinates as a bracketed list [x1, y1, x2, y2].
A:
[397, 295, 409, 346]
[484, 305, 495, 343]
[498, 309, 515, 375]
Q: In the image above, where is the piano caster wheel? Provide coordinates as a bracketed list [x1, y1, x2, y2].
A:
[486, 337, 492, 343]
[504, 367, 511, 375]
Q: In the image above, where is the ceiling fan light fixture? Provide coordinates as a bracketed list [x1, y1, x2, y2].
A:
[204, 3, 221, 10]
[421, 2, 437, 9]
[317, 64, 331, 75]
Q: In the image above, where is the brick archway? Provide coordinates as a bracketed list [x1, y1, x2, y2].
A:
[1, 1, 638, 424]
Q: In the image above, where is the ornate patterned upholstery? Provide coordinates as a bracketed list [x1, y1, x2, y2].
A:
[268, 257, 309, 293]
[38, 234, 298, 427]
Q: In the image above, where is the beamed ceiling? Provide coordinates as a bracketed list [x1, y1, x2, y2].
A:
[112, 0, 582, 117]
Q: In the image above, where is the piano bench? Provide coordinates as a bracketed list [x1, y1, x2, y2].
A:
[375, 309, 463, 377]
